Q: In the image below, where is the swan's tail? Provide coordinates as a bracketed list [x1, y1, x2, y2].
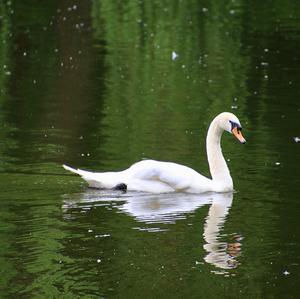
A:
[62, 164, 125, 189]
[62, 164, 92, 177]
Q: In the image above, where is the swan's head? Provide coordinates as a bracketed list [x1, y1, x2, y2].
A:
[217, 112, 246, 144]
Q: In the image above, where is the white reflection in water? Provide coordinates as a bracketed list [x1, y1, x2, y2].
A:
[62, 190, 241, 270]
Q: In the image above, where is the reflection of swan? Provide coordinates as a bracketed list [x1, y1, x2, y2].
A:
[63, 112, 246, 193]
[62, 190, 241, 269]
[203, 192, 241, 269]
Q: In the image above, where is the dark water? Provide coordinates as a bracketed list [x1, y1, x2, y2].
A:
[1, 1, 300, 298]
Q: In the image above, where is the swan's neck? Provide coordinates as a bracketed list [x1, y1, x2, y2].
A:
[206, 119, 233, 190]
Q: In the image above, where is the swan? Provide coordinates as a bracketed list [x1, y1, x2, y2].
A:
[63, 112, 246, 193]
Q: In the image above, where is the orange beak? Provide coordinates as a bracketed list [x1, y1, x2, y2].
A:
[232, 127, 246, 144]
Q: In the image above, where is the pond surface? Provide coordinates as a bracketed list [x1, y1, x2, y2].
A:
[1, 1, 300, 298]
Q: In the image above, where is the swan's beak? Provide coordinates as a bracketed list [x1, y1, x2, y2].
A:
[232, 127, 246, 144]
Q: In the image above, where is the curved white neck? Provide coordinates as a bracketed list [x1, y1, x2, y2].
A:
[206, 117, 233, 189]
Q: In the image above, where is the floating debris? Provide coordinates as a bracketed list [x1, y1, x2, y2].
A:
[172, 51, 178, 60]
[293, 137, 300, 143]
[275, 162, 280, 166]
[283, 270, 290, 276]
[95, 234, 110, 238]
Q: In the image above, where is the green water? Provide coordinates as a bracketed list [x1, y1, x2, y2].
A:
[1, 1, 300, 298]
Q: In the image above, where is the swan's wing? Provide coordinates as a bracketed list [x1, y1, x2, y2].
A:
[126, 160, 212, 193]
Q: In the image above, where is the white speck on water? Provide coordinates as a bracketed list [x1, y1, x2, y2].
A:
[172, 51, 178, 60]
[264, 75, 269, 79]
[275, 162, 280, 166]
[202, 7, 208, 12]
[264, 48, 269, 52]
[283, 270, 290, 275]
[88, 229, 93, 233]
[33, 79, 36, 84]
[293, 137, 300, 143]
[23, 52, 27, 56]
[5, 71, 11, 75]
[73, 5, 77, 10]
[182, 64, 186, 69]
[95, 234, 110, 238]
[81, 153, 85, 157]
[231, 105, 238, 109]
[229, 9, 235, 14]
[54, 48, 58, 53]
[97, 259, 101, 263]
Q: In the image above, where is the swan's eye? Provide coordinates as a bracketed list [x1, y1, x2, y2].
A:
[229, 120, 241, 131]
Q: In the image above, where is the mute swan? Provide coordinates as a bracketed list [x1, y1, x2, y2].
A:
[63, 112, 246, 193]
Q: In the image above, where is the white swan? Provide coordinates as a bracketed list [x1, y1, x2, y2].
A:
[63, 112, 246, 193]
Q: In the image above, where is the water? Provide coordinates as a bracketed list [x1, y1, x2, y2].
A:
[1, 1, 300, 298]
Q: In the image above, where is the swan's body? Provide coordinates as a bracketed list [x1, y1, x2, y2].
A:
[63, 112, 246, 193]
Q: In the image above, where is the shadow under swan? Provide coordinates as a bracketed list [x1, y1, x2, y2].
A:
[62, 190, 241, 270]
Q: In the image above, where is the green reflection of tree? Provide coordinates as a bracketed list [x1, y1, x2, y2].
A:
[0, 3, 18, 295]
[91, 0, 249, 174]
[0, 2, 18, 171]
